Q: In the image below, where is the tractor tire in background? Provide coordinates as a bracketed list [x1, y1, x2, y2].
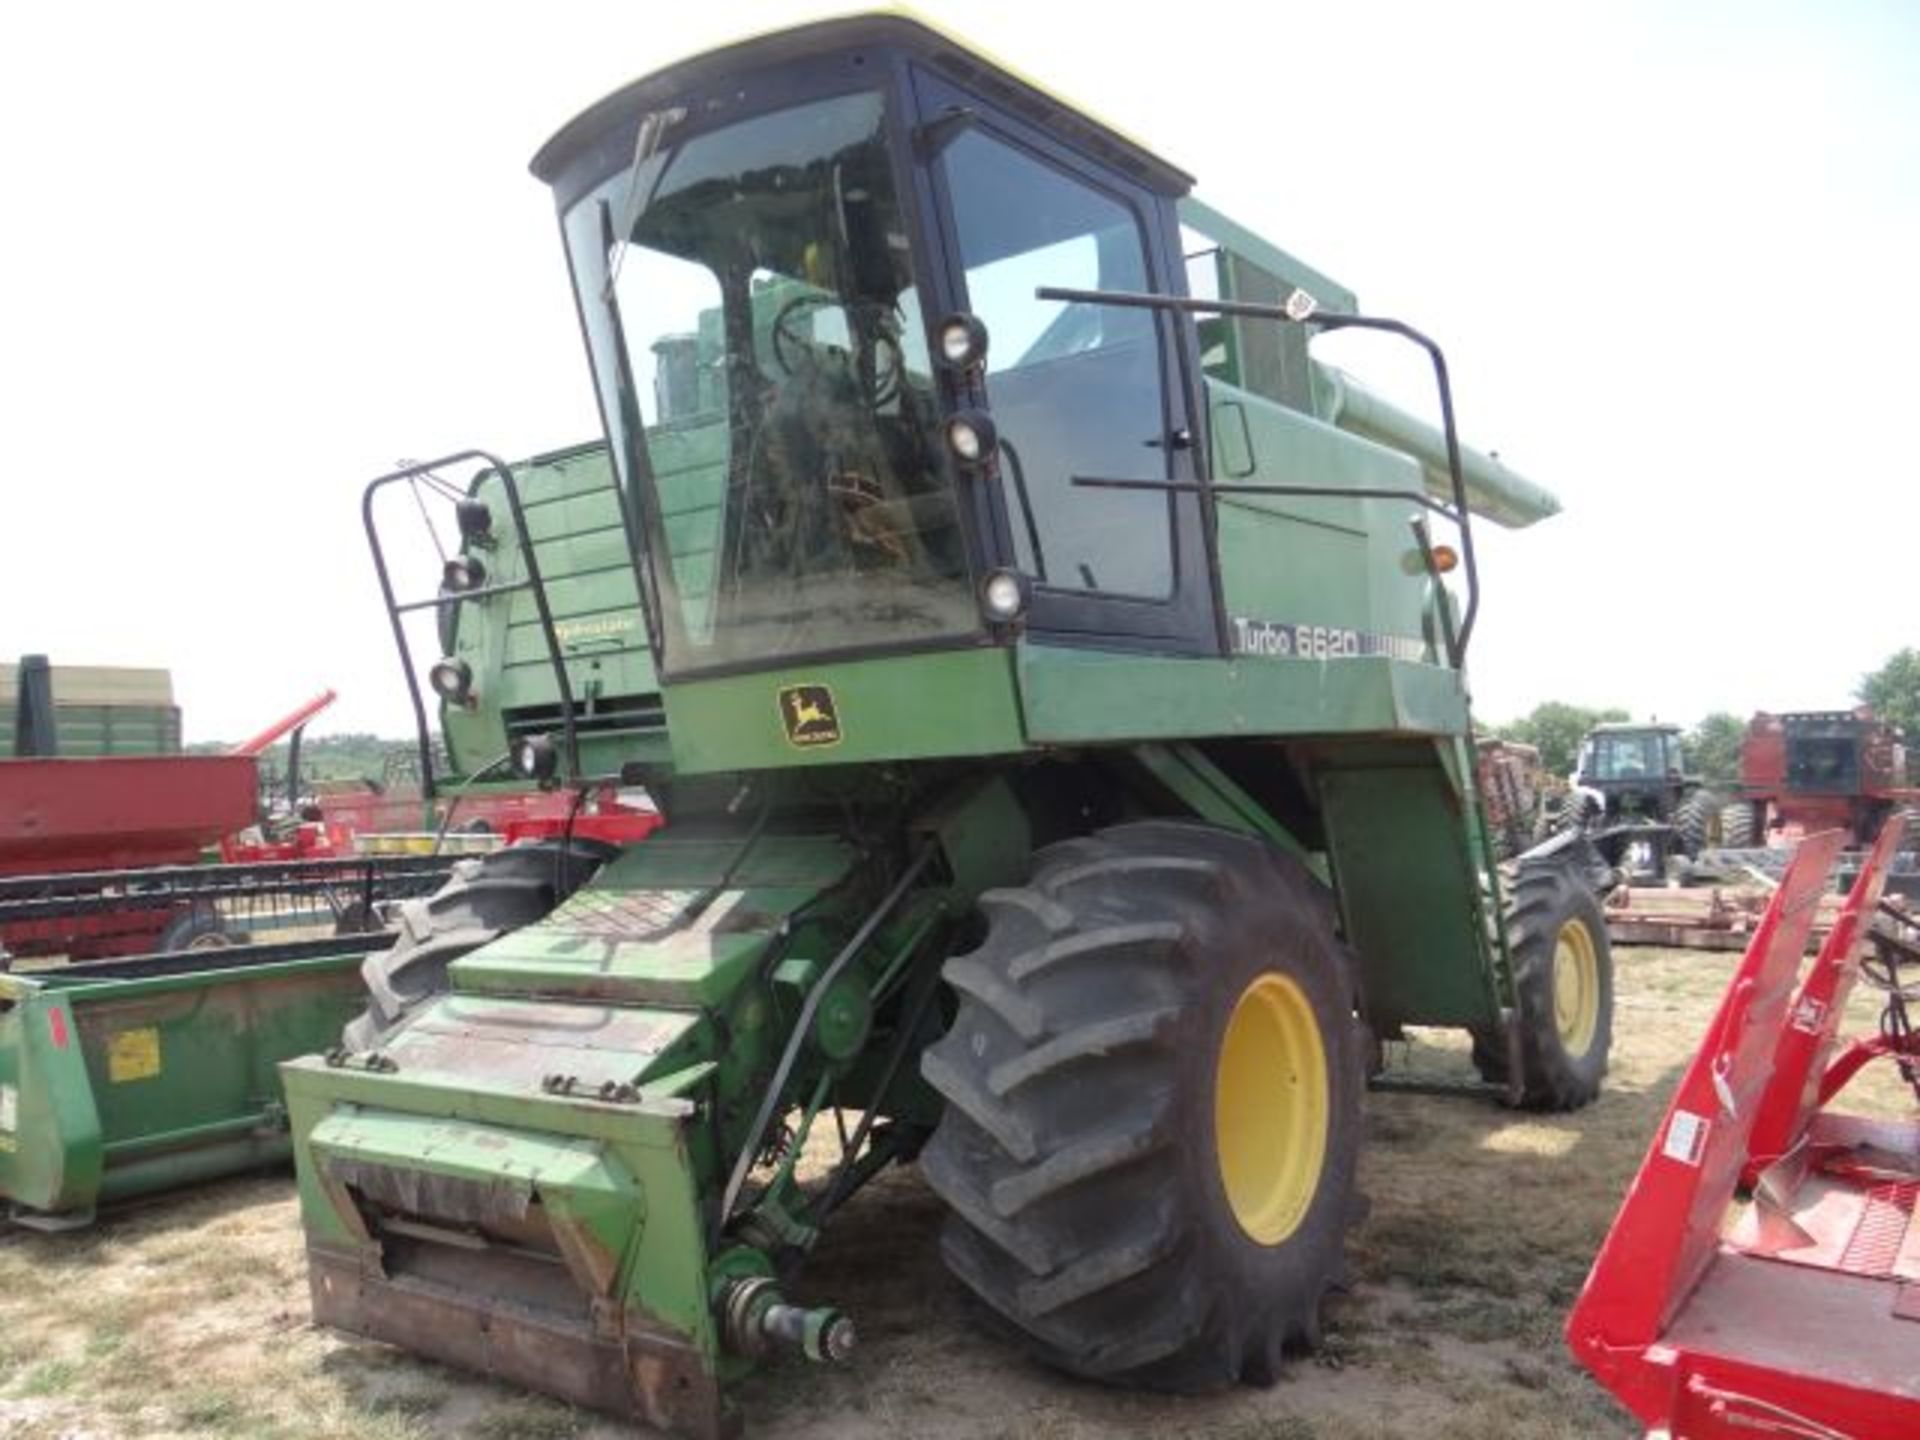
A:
[1532, 790, 1592, 846]
[1719, 801, 1762, 849]
[1672, 788, 1721, 858]
[920, 821, 1362, 1391]
[1472, 860, 1613, 1109]
[157, 902, 244, 952]
[340, 837, 617, 1051]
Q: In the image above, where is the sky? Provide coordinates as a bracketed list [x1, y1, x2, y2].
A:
[3, 1, 1916, 741]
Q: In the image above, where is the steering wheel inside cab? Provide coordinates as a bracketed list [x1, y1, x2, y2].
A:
[769, 294, 903, 407]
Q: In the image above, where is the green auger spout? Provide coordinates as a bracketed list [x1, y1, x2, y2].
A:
[1312, 362, 1559, 528]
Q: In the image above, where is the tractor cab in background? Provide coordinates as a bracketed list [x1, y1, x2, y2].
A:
[1570, 721, 1720, 877]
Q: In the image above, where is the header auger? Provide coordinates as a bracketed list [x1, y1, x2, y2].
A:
[285, 14, 1610, 1434]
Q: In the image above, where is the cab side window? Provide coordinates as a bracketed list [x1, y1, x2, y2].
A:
[943, 129, 1174, 600]
[1179, 222, 1313, 412]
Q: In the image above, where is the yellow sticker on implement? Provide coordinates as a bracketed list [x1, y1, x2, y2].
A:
[108, 1027, 162, 1083]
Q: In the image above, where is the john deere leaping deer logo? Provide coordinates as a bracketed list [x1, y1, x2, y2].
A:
[778, 684, 842, 748]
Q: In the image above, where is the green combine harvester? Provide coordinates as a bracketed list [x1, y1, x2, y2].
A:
[285, 14, 1612, 1435]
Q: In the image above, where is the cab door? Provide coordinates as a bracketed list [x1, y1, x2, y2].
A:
[911, 71, 1218, 655]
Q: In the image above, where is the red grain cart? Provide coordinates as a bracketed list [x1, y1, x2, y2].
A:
[0, 755, 259, 878]
[0, 755, 260, 957]
[0, 692, 337, 958]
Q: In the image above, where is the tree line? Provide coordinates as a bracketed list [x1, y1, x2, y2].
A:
[1491, 647, 1920, 783]
[189, 731, 419, 784]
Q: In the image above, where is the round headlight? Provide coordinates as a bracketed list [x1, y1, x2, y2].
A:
[427, 657, 473, 705]
[442, 555, 487, 593]
[944, 411, 997, 466]
[512, 733, 559, 783]
[937, 312, 989, 369]
[980, 568, 1029, 623]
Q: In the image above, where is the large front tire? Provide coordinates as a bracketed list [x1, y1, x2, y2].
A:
[920, 822, 1362, 1390]
[341, 838, 615, 1050]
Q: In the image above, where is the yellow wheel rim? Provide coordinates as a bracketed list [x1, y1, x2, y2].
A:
[1214, 974, 1329, 1246]
[1552, 918, 1600, 1055]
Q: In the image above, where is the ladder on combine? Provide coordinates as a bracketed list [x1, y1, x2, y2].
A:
[1567, 814, 1919, 1439]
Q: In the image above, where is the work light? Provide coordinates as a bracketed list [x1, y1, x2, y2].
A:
[442, 555, 487, 592]
[936, 312, 988, 370]
[512, 733, 559, 783]
[980, 568, 1030, 624]
[455, 499, 494, 542]
[944, 411, 997, 466]
[427, 657, 473, 706]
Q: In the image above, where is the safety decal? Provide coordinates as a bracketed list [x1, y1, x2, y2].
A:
[1662, 1108, 1710, 1167]
[108, 1027, 163, 1084]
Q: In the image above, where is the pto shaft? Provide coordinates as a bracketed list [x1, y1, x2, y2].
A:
[722, 1277, 856, 1365]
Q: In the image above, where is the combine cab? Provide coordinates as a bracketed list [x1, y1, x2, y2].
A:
[1722, 707, 1915, 848]
[284, 14, 1613, 1434]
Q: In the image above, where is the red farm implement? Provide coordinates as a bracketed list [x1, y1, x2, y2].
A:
[0, 754, 259, 880]
[1567, 814, 1920, 1438]
[0, 689, 461, 960]
[1722, 709, 1918, 850]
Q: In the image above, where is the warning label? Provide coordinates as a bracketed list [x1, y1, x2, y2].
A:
[108, 1027, 162, 1084]
[1663, 1108, 1710, 1167]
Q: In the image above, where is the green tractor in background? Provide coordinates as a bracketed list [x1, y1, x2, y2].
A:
[1558, 721, 1721, 880]
[285, 14, 1612, 1436]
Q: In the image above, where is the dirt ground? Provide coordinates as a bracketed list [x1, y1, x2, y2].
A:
[0, 944, 1907, 1440]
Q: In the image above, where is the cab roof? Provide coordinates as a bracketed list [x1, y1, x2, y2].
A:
[530, 9, 1195, 198]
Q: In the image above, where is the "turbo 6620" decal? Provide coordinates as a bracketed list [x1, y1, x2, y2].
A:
[1231, 616, 1427, 663]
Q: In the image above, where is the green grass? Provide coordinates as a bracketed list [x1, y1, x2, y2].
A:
[18, 1358, 82, 1396]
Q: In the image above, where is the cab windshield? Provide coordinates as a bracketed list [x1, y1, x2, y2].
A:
[564, 90, 976, 674]
[1588, 733, 1671, 781]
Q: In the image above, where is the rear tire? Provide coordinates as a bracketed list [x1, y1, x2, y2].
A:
[920, 821, 1362, 1390]
[1533, 789, 1593, 845]
[1719, 801, 1761, 849]
[341, 838, 616, 1050]
[1473, 861, 1613, 1109]
[1672, 788, 1720, 858]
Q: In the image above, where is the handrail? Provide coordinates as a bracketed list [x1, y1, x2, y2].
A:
[1037, 285, 1483, 665]
[361, 450, 582, 796]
